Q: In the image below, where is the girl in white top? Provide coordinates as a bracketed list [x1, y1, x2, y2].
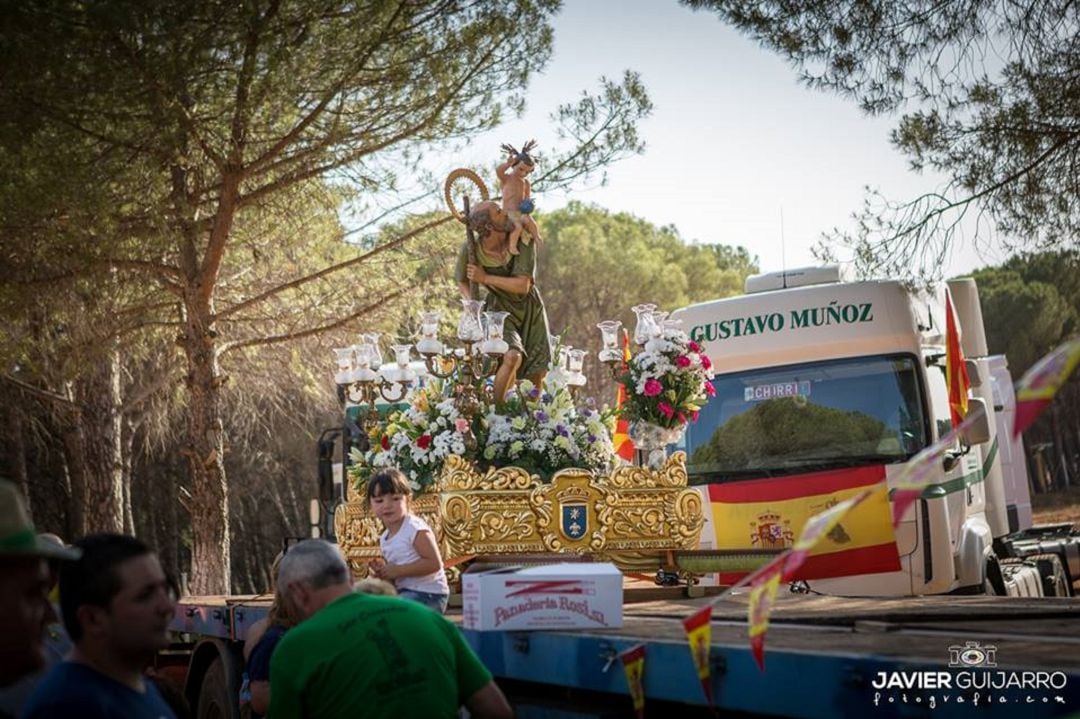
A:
[367, 468, 450, 613]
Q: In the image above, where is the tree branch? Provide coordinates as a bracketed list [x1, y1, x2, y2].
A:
[1, 374, 80, 410]
[219, 285, 412, 355]
[216, 213, 453, 319]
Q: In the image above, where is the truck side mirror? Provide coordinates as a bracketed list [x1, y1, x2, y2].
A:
[317, 436, 337, 503]
[960, 398, 991, 446]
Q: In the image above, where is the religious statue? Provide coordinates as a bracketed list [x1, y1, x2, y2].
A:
[454, 201, 552, 403]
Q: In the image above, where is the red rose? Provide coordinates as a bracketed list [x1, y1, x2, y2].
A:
[380, 435, 390, 450]
[701, 355, 712, 370]
[417, 435, 432, 449]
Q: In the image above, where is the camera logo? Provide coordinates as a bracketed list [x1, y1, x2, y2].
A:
[948, 640, 997, 668]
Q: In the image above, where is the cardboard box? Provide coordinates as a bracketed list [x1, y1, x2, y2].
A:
[462, 562, 623, 631]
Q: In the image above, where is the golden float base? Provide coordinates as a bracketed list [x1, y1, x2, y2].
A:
[334, 452, 705, 585]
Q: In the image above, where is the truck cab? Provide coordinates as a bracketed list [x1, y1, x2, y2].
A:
[672, 267, 1022, 596]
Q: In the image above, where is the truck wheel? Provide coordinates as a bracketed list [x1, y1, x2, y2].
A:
[1031, 553, 1072, 597]
[196, 657, 238, 719]
[983, 554, 1007, 596]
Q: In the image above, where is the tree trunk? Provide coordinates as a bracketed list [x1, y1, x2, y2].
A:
[60, 381, 88, 538]
[75, 345, 125, 533]
[3, 402, 32, 511]
[1050, 403, 1070, 490]
[121, 416, 136, 535]
[183, 293, 231, 595]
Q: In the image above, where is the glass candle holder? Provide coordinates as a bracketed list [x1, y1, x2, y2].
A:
[457, 299, 484, 342]
[596, 320, 623, 362]
[361, 332, 383, 366]
[480, 311, 509, 354]
[631, 303, 658, 345]
[417, 310, 443, 354]
[333, 347, 354, 385]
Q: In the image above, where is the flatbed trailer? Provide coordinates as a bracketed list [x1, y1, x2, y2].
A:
[165, 592, 1080, 718]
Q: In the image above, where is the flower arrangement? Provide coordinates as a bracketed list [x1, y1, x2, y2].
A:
[483, 381, 616, 479]
[348, 382, 616, 494]
[350, 385, 480, 493]
[619, 324, 716, 431]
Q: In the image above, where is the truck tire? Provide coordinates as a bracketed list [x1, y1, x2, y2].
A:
[983, 554, 1007, 596]
[1031, 553, 1072, 597]
[196, 657, 238, 719]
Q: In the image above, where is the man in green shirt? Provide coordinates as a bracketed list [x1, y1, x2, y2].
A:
[269, 540, 511, 719]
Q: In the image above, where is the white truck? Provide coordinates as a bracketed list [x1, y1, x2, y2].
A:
[672, 266, 1079, 597]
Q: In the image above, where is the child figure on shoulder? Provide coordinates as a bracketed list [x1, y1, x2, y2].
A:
[367, 468, 450, 614]
[497, 140, 542, 255]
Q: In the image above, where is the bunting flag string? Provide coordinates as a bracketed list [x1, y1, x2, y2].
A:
[678, 338, 1076, 681]
[619, 643, 647, 719]
[1013, 336, 1080, 438]
[887, 405, 987, 527]
[681, 605, 714, 705]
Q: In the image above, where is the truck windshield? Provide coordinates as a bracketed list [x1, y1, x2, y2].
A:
[684, 354, 927, 481]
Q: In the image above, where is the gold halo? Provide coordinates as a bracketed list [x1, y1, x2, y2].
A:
[443, 168, 489, 223]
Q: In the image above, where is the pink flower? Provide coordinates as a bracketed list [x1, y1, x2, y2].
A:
[701, 355, 712, 370]
[705, 382, 716, 397]
[675, 355, 691, 368]
[690, 409, 700, 422]
[643, 379, 663, 397]
[687, 340, 701, 353]
[454, 417, 470, 434]
[676, 412, 686, 424]
[657, 402, 674, 419]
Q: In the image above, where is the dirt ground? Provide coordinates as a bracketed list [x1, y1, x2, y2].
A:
[1031, 485, 1080, 525]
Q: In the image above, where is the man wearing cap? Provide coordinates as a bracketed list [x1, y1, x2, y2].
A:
[0, 480, 80, 718]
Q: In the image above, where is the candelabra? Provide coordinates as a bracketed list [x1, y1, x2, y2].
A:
[333, 334, 421, 430]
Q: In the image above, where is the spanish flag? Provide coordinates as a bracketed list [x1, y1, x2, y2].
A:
[742, 487, 875, 671]
[748, 564, 782, 671]
[1013, 337, 1080, 437]
[619, 643, 647, 719]
[706, 465, 900, 584]
[681, 605, 713, 704]
[945, 292, 970, 428]
[613, 329, 636, 462]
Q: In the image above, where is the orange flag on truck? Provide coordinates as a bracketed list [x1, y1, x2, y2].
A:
[613, 329, 636, 461]
[945, 293, 970, 428]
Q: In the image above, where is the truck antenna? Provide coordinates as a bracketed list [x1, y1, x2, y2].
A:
[780, 205, 787, 288]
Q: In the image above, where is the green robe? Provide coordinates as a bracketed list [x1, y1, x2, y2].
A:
[455, 239, 552, 380]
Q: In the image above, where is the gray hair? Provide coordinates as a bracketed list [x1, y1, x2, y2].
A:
[277, 539, 350, 590]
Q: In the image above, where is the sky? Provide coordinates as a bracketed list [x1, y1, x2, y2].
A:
[443, 0, 1010, 278]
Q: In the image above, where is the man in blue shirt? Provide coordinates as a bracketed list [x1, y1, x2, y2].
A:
[22, 534, 178, 719]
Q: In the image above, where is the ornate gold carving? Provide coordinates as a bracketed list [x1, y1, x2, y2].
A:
[334, 453, 704, 583]
[607, 451, 689, 488]
[439, 454, 539, 491]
